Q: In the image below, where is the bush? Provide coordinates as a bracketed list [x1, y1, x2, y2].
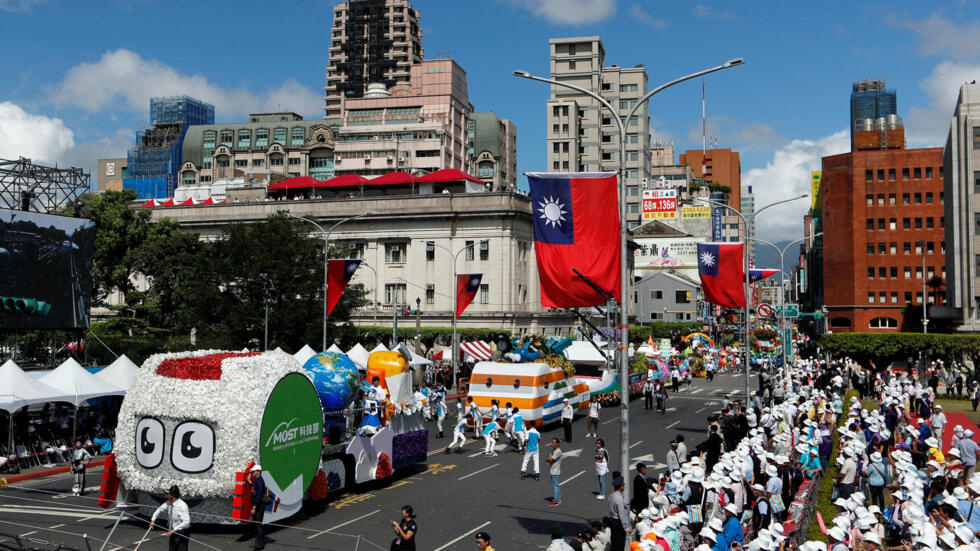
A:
[628, 322, 704, 344]
[805, 389, 859, 541]
[820, 333, 980, 372]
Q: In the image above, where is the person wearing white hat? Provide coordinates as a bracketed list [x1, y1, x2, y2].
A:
[714, 504, 743, 551]
[750, 483, 772, 533]
[867, 451, 889, 510]
[247, 463, 268, 550]
[827, 526, 848, 551]
[932, 405, 947, 444]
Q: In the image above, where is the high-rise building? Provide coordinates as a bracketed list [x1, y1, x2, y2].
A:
[741, 185, 756, 260]
[943, 82, 980, 331]
[545, 36, 651, 228]
[469, 112, 518, 191]
[124, 96, 214, 198]
[677, 148, 741, 210]
[850, 79, 897, 151]
[324, 0, 423, 118]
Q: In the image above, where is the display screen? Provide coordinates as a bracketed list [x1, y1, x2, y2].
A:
[0, 208, 95, 329]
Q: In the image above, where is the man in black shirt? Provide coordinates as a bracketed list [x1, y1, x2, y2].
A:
[248, 464, 267, 550]
[630, 463, 654, 514]
[696, 425, 724, 473]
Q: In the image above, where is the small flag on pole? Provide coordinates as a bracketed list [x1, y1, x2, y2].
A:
[455, 273, 483, 318]
[326, 259, 362, 315]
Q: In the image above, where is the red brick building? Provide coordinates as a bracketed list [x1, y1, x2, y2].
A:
[820, 146, 945, 332]
[679, 148, 741, 210]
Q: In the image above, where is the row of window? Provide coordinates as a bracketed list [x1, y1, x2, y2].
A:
[385, 283, 490, 305]
[387, 240, 492, 263]
[867, 291, 938, 305]
[865, 192, 940, 206]
[866, 241, 944, 255]
[828, 317, 898, 329]
[203, 127, 308, 150]
[647, 290, 693, 303]
[866, 217, 941, 230]
[864, 166, 940, 182]
[866, 265, 944, 279]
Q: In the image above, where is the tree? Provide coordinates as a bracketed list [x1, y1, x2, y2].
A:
[927, 276, 944, 305]
[83, 190, 152, 306]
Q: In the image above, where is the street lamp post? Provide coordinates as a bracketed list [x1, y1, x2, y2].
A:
[921, 239, 929, 334]
[357, 261, 379, 327]
[285, 211, 372, 351]
[430, 242, 477, 390]
[685, 194, 808, 404]
[515, 57, 744, 498]
[750, 233, 822, 374]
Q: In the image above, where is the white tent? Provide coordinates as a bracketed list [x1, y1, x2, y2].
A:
[563, 341, 608, 366]
[407, 350, 433, 367]
[95, 354, 140, 390]
[293, 344, 316, 365]
[370, 343, 389, 354]
[0, 360, 70, 413]
[346, 343, 370, 370]
[38, 358, 125, 406]
[327, 344, 344, 354]
[273, 346, 285, 354]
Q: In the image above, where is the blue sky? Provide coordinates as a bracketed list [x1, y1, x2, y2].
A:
[1, 0, 979, 242]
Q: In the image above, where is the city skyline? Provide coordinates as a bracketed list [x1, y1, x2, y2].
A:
[0, 1, 977, 242]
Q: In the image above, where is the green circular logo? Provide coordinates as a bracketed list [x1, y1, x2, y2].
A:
[259, 373, 322, 495]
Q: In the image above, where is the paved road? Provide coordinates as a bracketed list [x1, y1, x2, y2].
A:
[0, 372, 749, 551]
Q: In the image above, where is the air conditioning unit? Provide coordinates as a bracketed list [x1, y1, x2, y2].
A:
[363, 154, 371, 161]
[387, 155, 394, 162]
[335, 157, 342, 164]
[398, 155, 407, 163]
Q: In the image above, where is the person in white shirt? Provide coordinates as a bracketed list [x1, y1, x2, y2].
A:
[150, 485, 191, 551]
[446, 414, 470, 454]
[675, 435, 688, 462]
[932, 405, 947, 443]
[467, 396, 483, 435]
[666, 441, 681, 473]
[434, 396, 447, 438]
[482, 418, 499, 456]
[586, 399, 601, 438]
[561, 399, 574, 443]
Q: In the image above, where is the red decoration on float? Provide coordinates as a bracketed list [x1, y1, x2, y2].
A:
[156, 352, 261, 380]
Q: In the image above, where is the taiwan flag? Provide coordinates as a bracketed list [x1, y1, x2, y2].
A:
[327, 259, 361, 315]
[456, 273, 483, 318]
[697, 242, 745, 309]
[527, 172, 621, 308]
[748, 269, 779, 283]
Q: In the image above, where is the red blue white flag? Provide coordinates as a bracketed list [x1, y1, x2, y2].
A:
[526, 172, 621, 308]
[748, 269, 779, 283]
[697, 242, 745, 309]
[327, 259, 361, 316]
[456, 273, 483, 318]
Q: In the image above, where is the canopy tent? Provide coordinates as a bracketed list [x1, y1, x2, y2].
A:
[370, 343, 389, 354]
[0, 360, 71, 413]
[138, 199, 160, 208]
[563, 341, 608, 366]
[159, 198, 176, 207]
[38, 358, 125, 406]
[407, 350, 433, 367]
[95, 354, 140, 390]
[273, 346, 285, 354]
[177, 197, 196, 206]
[459, 341, 492, 361]
[346, 343, 370, 370]
[293, 344, 316, 365]
[327, 344, 344, 354]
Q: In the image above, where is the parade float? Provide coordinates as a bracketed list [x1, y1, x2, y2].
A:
[107, 347, 427, 524]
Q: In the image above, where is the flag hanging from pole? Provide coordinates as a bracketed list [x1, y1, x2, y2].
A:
[697, 242, 745, 309]
[456, 273, 483, 318]
[526, 172, 621, 308]
[748, 269, 779, 283]
[327, 259, 362, 315]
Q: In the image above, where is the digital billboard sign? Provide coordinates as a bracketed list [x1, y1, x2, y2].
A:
[0, 208, 95, 329]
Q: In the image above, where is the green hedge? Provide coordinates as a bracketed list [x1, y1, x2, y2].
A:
[628, 322, 704, 344]
[805, 389, 859, 541]
[820, 333, 980, 369]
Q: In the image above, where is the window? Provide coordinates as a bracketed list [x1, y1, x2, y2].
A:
[385, 283, 406, 304]
[927, 242, 935, 254]
[877, 169, 885, 181]
[877, 194, 885, 205]
[237, 130, 250, 148]
[553, 161, 560, 170]
[926, 217, 934, 229]
[203, 130, 216, 149]
[975, 172, 980, 193]
[866, 219, 874, 230]
[619, 84, 638, 92]
[182, 174, 195, 186]
[653, 290, 663, 299]
[868, 292, 875, 304]
[905, 292, 912, 303]
[903, 218, 911, 229]
[867, 243, 875, 255]
[273, 127, 286, 145]
[904, 267, 911, 279]
[879, 292, 887, 303]
[888, 169, 896, 180]
[889, 194, 896, 205]
[914, 218, 922, 229]
[568, 61, 576, 70]
[878, 242, 886, 254]
[914, 167, 921, 179]
[889, 243, 897, 254]
[830, 317, 852, 329]
[629, 186, 639, 196]
[425, 285, 434, 305]
[552, 106, 560, 117]
[385, 243, 406, 263]
[877, 218, 885, 230]
[889, 218, 896, 230]
[916, 292, 923, 304]
[425, 241, 435, 261]
[974, 126, 980, 149]
[552, 124, 559, 134]
[220, 130, 233, 146]
[916, 266, 923, 278]
[890, 267, 898, 278]
[926, 167, 933, 179]
[914, 193, 922, 204]
[891, 292, 898, 304]
[867, 267, 875, 279]
[291, 127, 305, 146]
[252, 159, 264, 167]
[234, 159, 248, 167]
[217, 159, 230, 168]
[675, 290, 691, 304]
[630, 204, 639, 214]
[865, 194, 873, 206]
[903, 193, 910, 205]
[902, 168, 910, 180]
[465, 240, 474, 260]
[256, 129, 269, 148]
[865, 170, 873, 182]
[904, 242, 911, 254]
[878, 267, 887, 278]
[479, 284, 489, 304]
[288, 157, 301, 165]
[629, 152, 638, 161]
[870, 317, 898, 328]
[479, 240, 489, 261]
[270, 156, 283, 166]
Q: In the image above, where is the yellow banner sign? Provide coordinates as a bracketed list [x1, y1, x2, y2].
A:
[681, 206, 711, 219]
[811, 172, 821, 211]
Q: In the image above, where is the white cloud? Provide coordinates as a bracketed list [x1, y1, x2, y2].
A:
[743, 130, 849, 243]
[0, 101, 75, 162]
[693, 4, 739, 21]
[906, 60, 980, 147]
[899, 13, 980, 60]
[514, 0, 617, 25]
[48, 49, 323, 120]
[0, 0, 46, 13]
[630, 3, 667, 29]
[686, 115, 784, 153]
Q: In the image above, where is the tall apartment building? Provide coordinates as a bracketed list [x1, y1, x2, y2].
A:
[741, 185, 756, 260]
[468, 112, 518, 191]
[324, 0, 423, 118]
[851, 79, 897, 151]
[943, 82, 980, 331]
[545, 36, 651, 229]
[677, 148, 741, 210]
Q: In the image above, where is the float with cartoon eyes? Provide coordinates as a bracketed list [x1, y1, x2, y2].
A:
[106, 347, 427, 524]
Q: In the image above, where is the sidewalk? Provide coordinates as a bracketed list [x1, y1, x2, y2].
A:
[0, 456, 106, 485]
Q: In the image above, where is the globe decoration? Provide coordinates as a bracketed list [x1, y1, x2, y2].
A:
[302, 351, 360, 411]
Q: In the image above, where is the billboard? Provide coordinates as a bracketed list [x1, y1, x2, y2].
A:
[642, 189, 677, 220]
[681, 206, 711, 219]
[0, 209, 95, 329]
[810, 172, 821, 211]
[634, 237, 701, 269]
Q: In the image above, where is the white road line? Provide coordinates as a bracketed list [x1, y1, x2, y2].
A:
[696, 407, 706, 413]
[458, 463, 498, 480]
[50, 524, 65, 529]
[18, 531, 37, 537]
[560, 470, 586, 486]
[433, 521, 492, 551]
[666, 421, 680, 429]
[76, 510, 117, 522]
[602, 419, 617, 425]
[427, 438, 480, 457]
[666, 407, 677, 412]
[691, 388, 704, 394]
[0, 507, 102, 520]
[629, 440, 644, 449]
[306, 509, 381, 539]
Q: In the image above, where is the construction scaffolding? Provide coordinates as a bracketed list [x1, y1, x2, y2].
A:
[0, 157, 90, 214]
[125, 123, 184, 199]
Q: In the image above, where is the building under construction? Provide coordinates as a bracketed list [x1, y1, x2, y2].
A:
[0, 157, 89, 214]
[124, 96, 214, 199]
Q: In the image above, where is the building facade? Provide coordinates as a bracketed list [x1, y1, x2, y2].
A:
[96, 158, 126, 192]
[943, 82, 980, 331]
[141, 191, 576, 336]
[324, 0, 423, 118]
[124, 96, 214, 199]
[851, 79, 897, 151]
[635, 271, 700, 323]
[545, 36, 651, 228]
[820, 146, 946, 332]
[678, 148, 742, 210]
[741, 185, 756, 260]
[333, 59, 473, 177]
[468, 112, 517, 191]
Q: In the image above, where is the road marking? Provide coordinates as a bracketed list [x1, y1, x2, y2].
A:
[306, 509, 381, 539]
[666, 407, 677, 412]
[76, 510, 116, 522]
[18, 531, 37, 537]
[696, 407, 706, 413]
[0, 507, 104, 520]
[691, 388, 704, 394]
[50, 524, 65, 529]
[560, 470, 586, 486]
[602, 419, 617, 425]
[427, 438, 480, 457]
[629, 440, 644, 449]
[563, 449, 583, 458]
[666, 421, 680, 429]
[433, 521, 491, 551]
[458, 463, 498, 480]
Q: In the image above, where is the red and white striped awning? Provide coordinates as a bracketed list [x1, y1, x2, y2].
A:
[460, 341, 492, 361]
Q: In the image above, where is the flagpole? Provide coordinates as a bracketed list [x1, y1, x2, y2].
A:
[432, 242, 477, 391]
[514, 57, 744, 500]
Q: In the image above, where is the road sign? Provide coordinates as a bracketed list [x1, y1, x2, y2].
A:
[774, 304, 800, 318]
[784, 328, 792, 346]
[757, 303, 774, 318]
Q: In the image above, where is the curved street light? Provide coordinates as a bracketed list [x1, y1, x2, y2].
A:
[430, 241, 478, 390]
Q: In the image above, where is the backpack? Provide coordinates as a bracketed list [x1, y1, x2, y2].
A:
[261, 486, 272, 505]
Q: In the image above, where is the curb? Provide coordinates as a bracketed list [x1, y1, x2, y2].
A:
[1, 457, 106, 486]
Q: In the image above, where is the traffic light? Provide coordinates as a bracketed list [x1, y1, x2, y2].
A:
[0, 296, 51, 315]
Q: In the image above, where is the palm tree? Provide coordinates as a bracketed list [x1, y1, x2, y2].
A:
[927, 276, 944, 305]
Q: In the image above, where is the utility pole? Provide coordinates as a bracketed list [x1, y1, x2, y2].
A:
[393, 304, 400, 344]
[415, 296, 422, 356]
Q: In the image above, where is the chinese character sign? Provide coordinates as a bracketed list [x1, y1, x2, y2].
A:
[642, 189, 677, 220]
